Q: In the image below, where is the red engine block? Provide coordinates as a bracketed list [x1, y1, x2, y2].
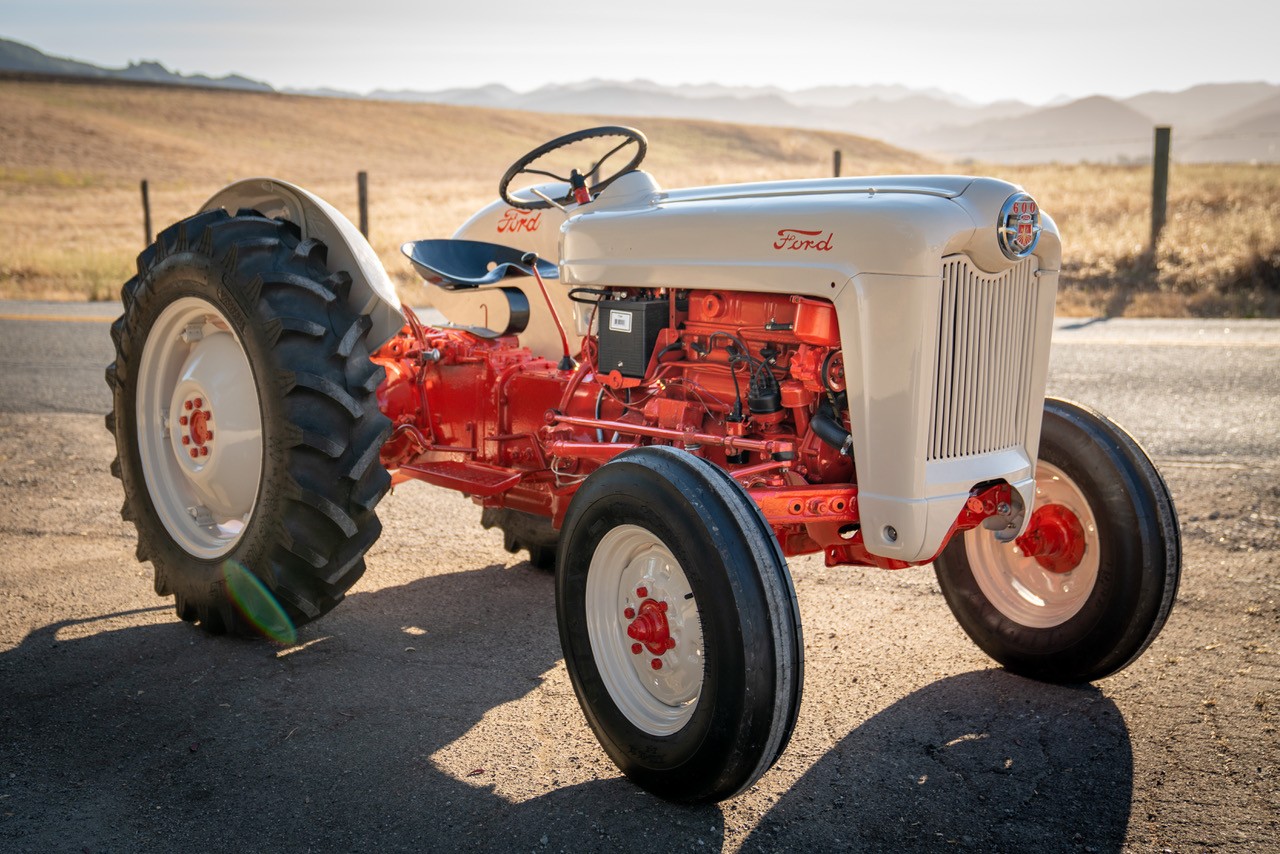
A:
[371, 294, 1004, 569]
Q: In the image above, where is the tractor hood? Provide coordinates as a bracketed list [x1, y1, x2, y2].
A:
[559, 171, 1060, 291]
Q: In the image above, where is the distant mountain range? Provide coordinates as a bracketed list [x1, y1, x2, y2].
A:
[4, 35, 1277, 164]
[0, 36, 271, 92]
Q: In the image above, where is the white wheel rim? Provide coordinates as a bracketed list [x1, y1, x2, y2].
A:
[135, 297, 263, 559]
[585, 524, 705, 735]
[964, 461, 1100, 628]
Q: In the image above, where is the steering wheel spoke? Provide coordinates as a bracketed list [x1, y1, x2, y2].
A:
[520, 167, 573, 183]
[499, 126, 648, 211]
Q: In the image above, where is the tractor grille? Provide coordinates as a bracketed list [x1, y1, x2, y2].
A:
[927, 256, 1041, 461]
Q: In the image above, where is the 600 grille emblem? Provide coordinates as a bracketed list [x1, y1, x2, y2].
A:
[997, 193, 1041, 259]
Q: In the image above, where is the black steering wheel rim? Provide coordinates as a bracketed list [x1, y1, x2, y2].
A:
[499, 126, 648, 210]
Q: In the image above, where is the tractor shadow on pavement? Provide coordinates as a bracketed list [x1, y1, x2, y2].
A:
[0, 561, 726, 851]
[0, 563, 1131, 853]
[741, 670, 1133, 852]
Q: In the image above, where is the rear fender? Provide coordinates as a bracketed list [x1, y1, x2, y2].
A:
[200, 178, 403, 348]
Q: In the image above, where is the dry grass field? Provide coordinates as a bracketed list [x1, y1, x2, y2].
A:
[2, 77, 1277, 315]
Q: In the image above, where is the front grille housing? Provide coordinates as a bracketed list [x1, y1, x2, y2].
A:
[927, 255, 1042, 461]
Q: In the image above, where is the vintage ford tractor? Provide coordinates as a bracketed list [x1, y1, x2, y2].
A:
[107, 127, 1180, 803]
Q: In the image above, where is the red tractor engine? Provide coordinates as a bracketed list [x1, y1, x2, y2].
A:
[372, 292, 1007, 570]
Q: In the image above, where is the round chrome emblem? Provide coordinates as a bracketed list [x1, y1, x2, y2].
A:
[998, 193, 1041, 259]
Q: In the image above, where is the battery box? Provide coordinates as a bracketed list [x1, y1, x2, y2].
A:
[596, 299, 668, 378]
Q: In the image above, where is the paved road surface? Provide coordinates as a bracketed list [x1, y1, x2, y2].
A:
[1, 303, 1276, 852]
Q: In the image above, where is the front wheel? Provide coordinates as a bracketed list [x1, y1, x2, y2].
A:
[934, 397, 1180, 682]
[556, 447, 803, 803]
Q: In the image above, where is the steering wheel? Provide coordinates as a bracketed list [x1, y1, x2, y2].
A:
[498, 126, 648, 210]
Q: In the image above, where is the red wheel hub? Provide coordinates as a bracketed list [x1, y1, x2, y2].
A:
[178, 394, 214, 458]
[1016, 503, 1087, 574]
[626, 598, 676, 656]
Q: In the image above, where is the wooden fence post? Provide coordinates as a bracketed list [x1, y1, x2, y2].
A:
[357, 171, 369, 239]
[1150, 127, 1171, 249]
[833, 150, 842, 178]
[141, 179, 152, 246]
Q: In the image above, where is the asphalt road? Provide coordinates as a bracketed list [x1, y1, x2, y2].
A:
[1, 303, 1277, 852]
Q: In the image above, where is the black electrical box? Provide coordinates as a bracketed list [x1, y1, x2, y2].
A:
[596, 299, 668, 378]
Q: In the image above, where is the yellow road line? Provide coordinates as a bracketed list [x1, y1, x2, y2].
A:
[0, 313, 114, 323]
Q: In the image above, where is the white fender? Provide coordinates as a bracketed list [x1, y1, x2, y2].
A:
[200, 178, 404, 348]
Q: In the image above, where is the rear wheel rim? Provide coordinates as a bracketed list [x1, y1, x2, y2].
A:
[584, 524, 705, 735]
[135, 297, 263, 559]
[964, 461, 1100, 628]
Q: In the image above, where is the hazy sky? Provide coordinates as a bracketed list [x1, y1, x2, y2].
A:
[4, 0, 1277, 104]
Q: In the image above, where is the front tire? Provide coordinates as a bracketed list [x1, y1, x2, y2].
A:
[934, 397, 1180, 682]
[556, 447, 803, 803]
[106, 209, 392, 637]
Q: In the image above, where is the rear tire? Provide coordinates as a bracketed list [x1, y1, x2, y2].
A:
[556, 447, 803, 803]
[106, 209, 392, 636]
[934, 398, 1180, 682]
[480, 506, 559, 570]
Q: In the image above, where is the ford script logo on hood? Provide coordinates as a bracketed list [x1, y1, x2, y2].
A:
[773, 229, 834, 251]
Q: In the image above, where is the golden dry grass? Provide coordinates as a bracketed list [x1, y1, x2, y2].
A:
[991, 162, 1280, 316]
[2, 77, 1277, 315]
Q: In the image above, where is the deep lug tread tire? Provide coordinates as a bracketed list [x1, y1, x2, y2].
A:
[107, 210, 391, 635]
[556, 446, 804, 803]
[934, 397, 1181, 683]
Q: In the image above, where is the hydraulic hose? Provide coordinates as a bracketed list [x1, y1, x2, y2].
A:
[811, 398, 852, 455]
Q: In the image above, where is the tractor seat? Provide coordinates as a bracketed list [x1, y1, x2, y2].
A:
[401, 239, 558, 290]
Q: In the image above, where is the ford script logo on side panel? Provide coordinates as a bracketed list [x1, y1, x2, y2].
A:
[997, 193, 1041, 259]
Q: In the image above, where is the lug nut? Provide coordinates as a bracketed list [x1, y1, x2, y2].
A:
[636, 586, 648, 598]
[184, 401, 193, 411]
[200, 447, 209, 457]
[189, 449, 198, 458]
[194, 398, 203, 408]
[182, 436, 190, 445]
[179, 415, 188, 426]
[205, 432, 213, 441]
[624, 607, 635, 619]
[203, 410, 212, 419]
[631, 643, 642, 655]
[651, 659, 663, 670]
[658, 601, 668, 612]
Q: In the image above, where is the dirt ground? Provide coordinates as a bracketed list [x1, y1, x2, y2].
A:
[0, 403, 1275, 852]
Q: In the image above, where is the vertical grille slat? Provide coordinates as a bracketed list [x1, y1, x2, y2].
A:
[928, 256, 1040, 461]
